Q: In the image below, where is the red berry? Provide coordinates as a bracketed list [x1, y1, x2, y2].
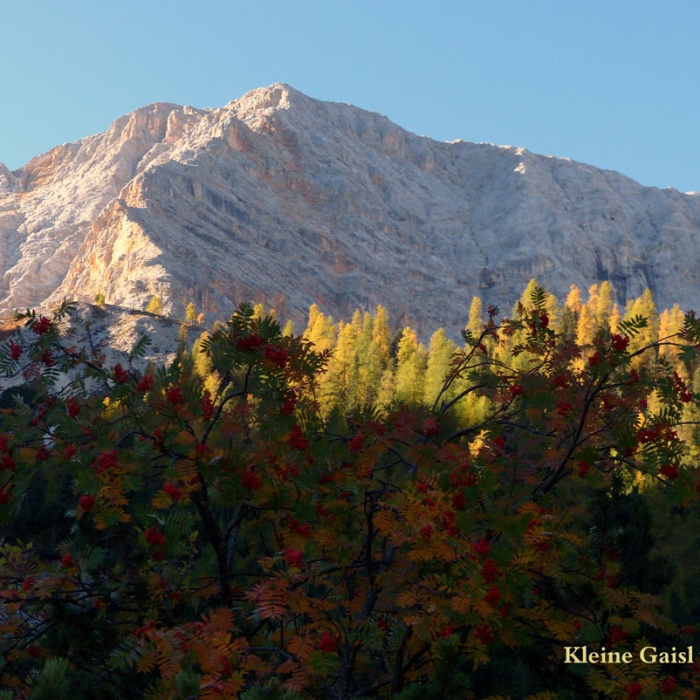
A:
[419, 523, 435, 539]
[661, 676, 676, 695]
[625, 681, 642, 700]
[288, 425, 308, 450]
[474, 624, 494, 646]
[318, 631, 337, 653]
[484, 585, 501, 606]
[32, 316, 52, 335]
[660, 463, 679, 481]
[164, 483, 182, 502]
[93, 450, 118, 474]
[165, 385, 184, 405]
[473, 539, 490, 558]
[263, 344, 288, 367]
[482, 558, 501, 583]
[283, 548, 303, 568]
[144, 526, 166, 546]
[113, 363, 130, 384]
[79, 494, 95, 511]
[241, 469, 262, 490]
[349, 434, 364, 452]
[136, 374, 154, 392]
[9, 341, 22, 360]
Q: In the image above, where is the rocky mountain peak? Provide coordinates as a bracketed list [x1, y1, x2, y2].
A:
[226, 82, 305, 114]
[1, 85, 699, 339]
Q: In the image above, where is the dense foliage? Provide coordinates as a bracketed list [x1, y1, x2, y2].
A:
[1, 286, 700, 699]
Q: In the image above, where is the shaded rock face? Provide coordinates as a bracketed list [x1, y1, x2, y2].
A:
[1, 83, 699, 339]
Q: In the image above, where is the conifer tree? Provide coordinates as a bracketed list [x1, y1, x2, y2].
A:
[595, 280, 614, 328]
[192, 330, 219, 395]
[498, 279, 539, 369]
[545, 291, 560, 332]
[560, 284, 582, 340]
[320, 320, 358, 412]
[609, 303, 621, 335]
[565, 284, 583, 314]
[466, 295, 484, 338]
[625, 288, 659, 366]
[146, 295, 163, 315]
[307, 302, 322, 331]
[375, 363, 397, 410]
[424, 328, 456, 408]
[394, 327, 427, 406]
[658, 303, 685, 363]
[576, 298, 597, 348]
[576, 283, 611, 349]
[354, 312, 381, 406]
[372, 305, 392, 363]
[304, 306, 336, 355]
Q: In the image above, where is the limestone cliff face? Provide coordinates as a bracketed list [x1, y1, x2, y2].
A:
[1, 84, 699, 337]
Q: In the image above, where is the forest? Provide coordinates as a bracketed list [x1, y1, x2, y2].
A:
[0, 280, 700, 700]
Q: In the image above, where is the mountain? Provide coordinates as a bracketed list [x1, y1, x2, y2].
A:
[1, 83, 699, 338]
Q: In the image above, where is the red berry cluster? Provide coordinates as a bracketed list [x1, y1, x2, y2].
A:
[8, 340, 22, 360]
[318, 630, 337, 653]
[474, 623, 494, 646]
[288, 425, 308, 450]
[93, 450, 118, 474]
[32, 316, 52, 335]
[610, 334, 630, 352]
[137, 374, 154, 392]
[113, 363, 130, 384]
[673, 372, 693, 403]
[241, 468, 262, 490]
[145, 526, 166, 547]
[235, 333, 264, 352]
[201, 391, 214, 420]
[79, 494, 95, 512]
[66, 396, 81, 418]
[288, 518, 312, 538]
[281, 390, 297, 415]
[164, 483, 182, 502]
[165, 385, 184, 405]
[659, 463, 679, 481]
[263, 344, 288, 367]
[283, 547, 303, 568]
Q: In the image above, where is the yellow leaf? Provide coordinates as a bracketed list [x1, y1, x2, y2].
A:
[152, 491, 172, 510]
[287, 635, 316, 661]
[175, 429, 195, 446]
[258, 556, 275, 573]
[17, 447, 35, 465]
[451, 593, 473, 615]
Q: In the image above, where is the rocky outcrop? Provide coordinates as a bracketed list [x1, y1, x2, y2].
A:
[1, 84, 699, 338]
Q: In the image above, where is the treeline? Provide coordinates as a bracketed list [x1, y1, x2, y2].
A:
[187, 281, 692, 420]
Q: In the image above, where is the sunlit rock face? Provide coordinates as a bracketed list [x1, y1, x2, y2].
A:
[1, 83, 699, 338]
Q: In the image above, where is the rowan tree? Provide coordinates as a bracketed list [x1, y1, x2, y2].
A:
[0, 291, 699, 700]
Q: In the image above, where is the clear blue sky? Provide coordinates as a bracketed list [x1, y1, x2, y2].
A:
[2, 2, 699, 192]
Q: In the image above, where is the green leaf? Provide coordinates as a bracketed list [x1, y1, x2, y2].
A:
[618, 315, 648, 337]
[129, 334, 153, 362]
